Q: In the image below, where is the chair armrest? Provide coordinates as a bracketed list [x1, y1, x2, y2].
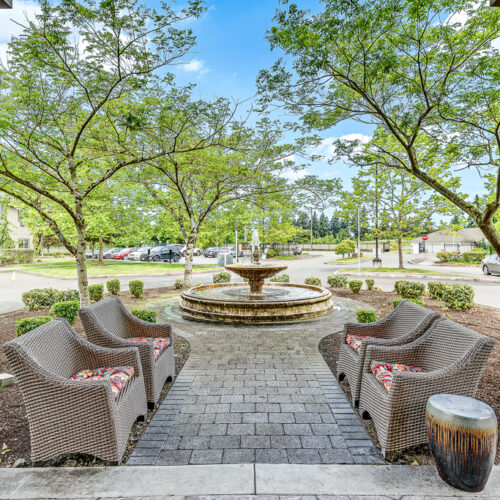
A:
[124, 311, 173, 341]
[84, 346, 143, 379]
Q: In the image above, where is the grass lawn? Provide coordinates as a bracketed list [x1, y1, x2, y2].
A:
[338, 267, 471, 278]
[9, 260, 217, 277]
[327, 256, 372, 264]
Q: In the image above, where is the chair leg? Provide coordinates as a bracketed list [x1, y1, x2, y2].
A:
[137, 414, 145, 422]
[381, 448, 394, 461]
[338, 372, 345, 382]
[147, 402, 156, 411]
[361, 409, 371, 420]
[354, 399, 360, 408]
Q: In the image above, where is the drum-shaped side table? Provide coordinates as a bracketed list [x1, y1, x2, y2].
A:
[426, 394, 498, 492]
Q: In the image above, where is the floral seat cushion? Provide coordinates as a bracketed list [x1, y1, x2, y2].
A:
[129, 337, 171, 361]
[370, 361, 425, 391]
[71, 366, 135, 398]
[346, 335, 371, 354]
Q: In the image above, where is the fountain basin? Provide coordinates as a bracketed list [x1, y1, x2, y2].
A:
[179, 282, 333, 324]
[225, 263, 288, 294]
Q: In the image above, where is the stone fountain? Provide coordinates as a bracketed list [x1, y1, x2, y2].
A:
[180, 230, 332, 323]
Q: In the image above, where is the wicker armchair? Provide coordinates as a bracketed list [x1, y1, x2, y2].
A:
[79, 296, 175, 406]
[2, 318, 146, 463]
[359, 318, 495, 457]
[337, 300, 439, 405]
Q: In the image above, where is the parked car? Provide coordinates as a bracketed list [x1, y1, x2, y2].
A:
[127, 248, 151, 261]
[158, 245, 181, 262]
[112, 248, 137, 260]
[482, 253, 500, 275]
[180, 245, 202, 256]
[203, 247, 221, 258]
[228, 246, 243, 258]
[148, 246, 166, 262]
[103, 248, 122, 259]
[171, 244, 186, 257]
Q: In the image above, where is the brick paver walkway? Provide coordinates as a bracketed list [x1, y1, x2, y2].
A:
[128, 298, 383, 466]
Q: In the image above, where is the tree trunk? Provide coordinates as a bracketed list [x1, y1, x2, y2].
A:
[75, 204, 90, 306]
[398, 237, 404, 269]
[183, 232, 197, 288]
[98, 234, 104, 265]
[478, 219, 500, 257]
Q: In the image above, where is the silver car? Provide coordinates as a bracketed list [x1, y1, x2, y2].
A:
[482, 253, 500, 275]
[127, 248, 151, 261]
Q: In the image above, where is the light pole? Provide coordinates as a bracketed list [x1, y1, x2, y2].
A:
[372, 164, 382, 268]
[357, 207, 361, 273]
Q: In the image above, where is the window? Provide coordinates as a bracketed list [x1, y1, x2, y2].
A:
[18, 239, 29, 249]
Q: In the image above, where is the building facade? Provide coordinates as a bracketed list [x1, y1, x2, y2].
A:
[0, 200, 34, 249]
[410, 228, 485, 254]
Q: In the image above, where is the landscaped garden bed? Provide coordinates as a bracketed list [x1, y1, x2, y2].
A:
[0, 287, 189, 468]
[319, 287, 500, 465]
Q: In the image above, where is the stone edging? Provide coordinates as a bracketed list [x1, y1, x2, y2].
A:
[336, 271, 500, 283]
[0, 268, 221, 281]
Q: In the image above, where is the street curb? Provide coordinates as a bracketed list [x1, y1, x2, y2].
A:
[336, 271, 500, 283]
[1, 268, 221, 281]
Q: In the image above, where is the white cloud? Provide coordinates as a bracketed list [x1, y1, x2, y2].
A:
[0, 0, 40, 64]
[181, 58, 210, 75]
[312, 133, 371, 158]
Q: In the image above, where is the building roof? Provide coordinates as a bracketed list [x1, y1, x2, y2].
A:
[411, 228, 485, 244]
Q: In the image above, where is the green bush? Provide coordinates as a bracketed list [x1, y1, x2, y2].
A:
[266, 247, 280, 258]
[365, 279, 375, 291]
[22, 288, 60, 310]
[462, 248, 488, 263]
[356, 309, 377, 323]
[305, 276, 321, 286]
[436, 250, 461, 262]
[51, 300, 80, 325]
[270, 273, 290, 283]
[394, 280, 410, 294]
[107, 279, 120, 295]
[57, 289, 80, 302]
[16, 316, 52, 336]
[0, 248, 35, 265]
[399, 281, 425, 299]
[89, 283, 104, 302]
[131, 309, 157, 323]
[442, 284, 475, 311]
[174, 279, 184, 289]
[213, 272, 231, 284]
[327, 275, 348, 288]
[393, 298, 425, 309]
[335, 239, 356, 257]
[348, 280, 363, 294]
[129, 280, 144, 298]
[427, 281, 448, 301]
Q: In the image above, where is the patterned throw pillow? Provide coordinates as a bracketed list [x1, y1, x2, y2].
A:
[370, 361, 424, 391]
[346, 335, 371, 354]
[130, 337, 171, 360]
[71, 366, 135, 398]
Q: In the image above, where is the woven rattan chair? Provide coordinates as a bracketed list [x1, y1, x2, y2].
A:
[3, 318, 147, 463]
[359, 317, 495, 457]
[337, 300, 440, 405]
[79, 296, 175, 407]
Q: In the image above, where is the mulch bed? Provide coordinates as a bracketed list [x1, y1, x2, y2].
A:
[0, 287, 189, 468]
[319, 287, 500, 465]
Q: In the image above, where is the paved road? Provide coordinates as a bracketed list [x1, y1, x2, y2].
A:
[1, 251, 498, 313]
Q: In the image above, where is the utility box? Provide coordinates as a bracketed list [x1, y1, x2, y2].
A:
[217, 252, 233, 267]
[0, 373, 15, 387]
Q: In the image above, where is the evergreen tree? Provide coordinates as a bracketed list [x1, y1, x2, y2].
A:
[318, 213, 329, 238]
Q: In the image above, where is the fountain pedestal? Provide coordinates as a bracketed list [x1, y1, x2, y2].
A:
[225, 263, 288, 295]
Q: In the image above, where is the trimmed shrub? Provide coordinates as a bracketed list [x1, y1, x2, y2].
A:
[393, 298, 425, 309]
[129, 280, 144, 298]
[335, 239, 356, 257]
[348, 280, 363, 294]
[266, 247, 280, 258]
[356, 309, 377, 323]
[107, 279, 120, 295]
[365, 279, 375, 291]
[22, 288, 60, 310]
[51, 300, 80, 325]
[16, 316, 52, 336]
[399, 281, 425, 299]
[462, 248, 488, 263]
[213, 272, 231, 284]
[427, 281, 448, 301]
[327, 275, 348, 288]
[57, 289, 79, 302]
[442, 284, 475, 311]
[131, 309, 157, 323]
[270, 273, 290, 283]
[305, 276, 321, 286]
[436, 250, 461, 262]
[89, 283, 104, 302]
[174, 279, 184, 289]
[0, 248, 35, 265]
[394, 280, 410, 294]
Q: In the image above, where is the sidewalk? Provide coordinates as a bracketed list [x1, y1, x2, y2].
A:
[338, 271, 500, 283]
[1, 464, 498, 498]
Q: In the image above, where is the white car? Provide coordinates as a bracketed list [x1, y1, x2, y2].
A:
[127, 248, 151, 261]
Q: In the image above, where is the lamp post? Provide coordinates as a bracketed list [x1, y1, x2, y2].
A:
[372, 164, 382, 268]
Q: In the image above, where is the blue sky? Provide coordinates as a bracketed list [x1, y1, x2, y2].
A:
[0, 0, 490, 210]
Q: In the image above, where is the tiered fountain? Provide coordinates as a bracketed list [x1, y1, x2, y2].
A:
[180, 231, 333, 324]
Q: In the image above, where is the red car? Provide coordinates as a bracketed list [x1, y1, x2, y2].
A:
[112, 247, 137, 260]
